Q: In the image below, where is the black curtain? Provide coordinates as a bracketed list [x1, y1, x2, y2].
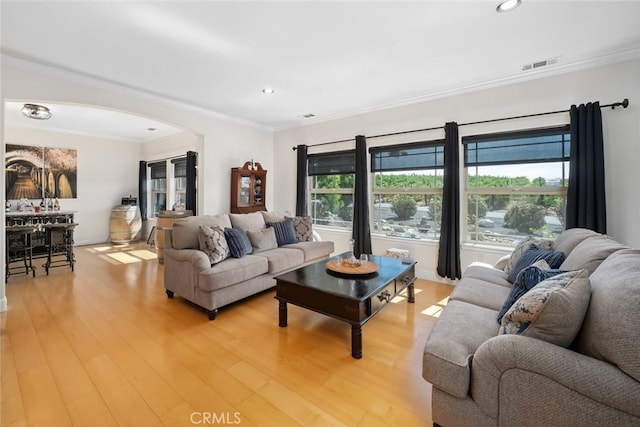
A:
[437, 122, 462, 279]
[353, 135, 372, 257]
[186, 151, 197, 216]
[138, 161, 148, 220]
[566, 102, 606, 233]
[295, 144, 308, 216]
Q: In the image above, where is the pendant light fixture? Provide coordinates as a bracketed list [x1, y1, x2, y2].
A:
[21, 103, 52, 120]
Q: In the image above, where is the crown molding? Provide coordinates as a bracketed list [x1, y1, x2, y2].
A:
[272, 47, 640, 132]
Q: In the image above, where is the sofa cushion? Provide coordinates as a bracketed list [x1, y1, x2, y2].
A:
[504, 237, 554, 274]
[575, 249, 640, 382]
[449, 277, 512, 311]
[198, 225, 230, 265]
[287, 215, 314, 242]
[246, 227, 278, 252]
[553, 227, 600, 257]
[223, 227, 253, 258]
[172, 214, 232, 250]
[463, 263, 511, 288]
[255, 248, 305, 274]
[229, 212, 266, 232]
[560, 235, 628, 275]
[199, 255, 268, 291]
[282, 241, 334, 262]
[423, 300, 500, 398]
[497, 260, 571, 323]
[261, 211, 292, 223]
[266, 218, 298, 246]
[500, 269, 591, 348]
[506, 245, 566, 283]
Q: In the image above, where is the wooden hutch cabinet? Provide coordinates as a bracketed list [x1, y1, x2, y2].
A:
[230, 161, 267, 213]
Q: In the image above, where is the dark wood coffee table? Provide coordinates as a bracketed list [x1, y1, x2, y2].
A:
[274, 253, 416, 359]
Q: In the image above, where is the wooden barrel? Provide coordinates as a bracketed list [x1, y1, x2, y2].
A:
[155, 210, 192, 263]
[109, 205, 142, 245]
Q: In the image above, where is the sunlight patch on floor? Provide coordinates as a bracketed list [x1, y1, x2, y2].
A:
[89, 246, 115, 253]
[128, 250, 157, 260]
[107, 252, 142, 264]
[422, 294, 449, 318]
[84, 244, 158, 264]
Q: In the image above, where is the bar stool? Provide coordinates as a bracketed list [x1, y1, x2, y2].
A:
[42, 223, 78, 275]
[5, 225, 37, 282]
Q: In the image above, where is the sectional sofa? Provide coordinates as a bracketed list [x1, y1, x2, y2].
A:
[163, 211, 334, 319]
[422, 228, 640, 426]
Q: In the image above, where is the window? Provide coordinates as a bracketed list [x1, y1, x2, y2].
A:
[148, 156, 187, 217]
[149, 161, 167, 217]
[172, 158, 187, 209]
[370, 140, 444, 240]
[308, 150, 355, 229]
[464, 126, 570, 245]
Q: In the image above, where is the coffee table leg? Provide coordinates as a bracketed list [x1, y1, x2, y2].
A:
[408, 283, 415, 303]
[278, 300, 288, 327]
[351, 324, 363, 359]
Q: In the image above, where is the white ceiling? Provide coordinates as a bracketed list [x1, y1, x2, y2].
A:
[4, 102, 182, 142]
[2, 1, 640, 139]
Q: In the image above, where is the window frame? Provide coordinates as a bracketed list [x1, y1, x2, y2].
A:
[463, 125, 571, 245]
[369, 139, 445, 241]
[307, 150, 356, 230]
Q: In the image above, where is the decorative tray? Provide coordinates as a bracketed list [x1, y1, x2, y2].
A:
[325, 259, 379, 275]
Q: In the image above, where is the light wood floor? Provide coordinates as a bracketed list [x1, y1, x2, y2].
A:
[1, 242, 452, 426]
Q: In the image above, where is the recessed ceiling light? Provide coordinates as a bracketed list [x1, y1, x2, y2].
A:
[496, 0, 521, 13]
[262, 88, 274, 94]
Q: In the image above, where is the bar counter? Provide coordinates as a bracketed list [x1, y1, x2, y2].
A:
[5, 210, 76, 225]
[5, 211, 78, 278]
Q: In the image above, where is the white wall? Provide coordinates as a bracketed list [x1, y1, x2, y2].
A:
[5, 126, 141, 245]
[273, 59, 640, 282]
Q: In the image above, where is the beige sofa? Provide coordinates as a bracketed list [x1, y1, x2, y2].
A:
[423, 228, 640, 426]
[163, 211, 334, 320]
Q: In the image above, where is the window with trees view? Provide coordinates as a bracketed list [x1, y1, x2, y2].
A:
[464, 126, 570, 245]
[370, 141, 444, 240]
[308, 150, 355, 229]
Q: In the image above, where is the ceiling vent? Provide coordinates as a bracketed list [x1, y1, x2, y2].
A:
[522, 57, 559, 71]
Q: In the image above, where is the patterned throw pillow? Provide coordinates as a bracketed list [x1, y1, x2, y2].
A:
[198, 225, 230, 265]
[506, 245, 566, 283]
[287, 215, 313, 242]
[500, 269, 591, 347]
[223, 227, 252, 258]
[246, 227, 278, 252]
[496, 260, 570, 323]
[266, 218, 298, 246]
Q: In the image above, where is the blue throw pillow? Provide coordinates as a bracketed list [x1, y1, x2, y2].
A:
[498, 263, 570, 323]
[266, 218, 298, 246]
[223, 227, 252, 258]
[506, 244, 566, 283]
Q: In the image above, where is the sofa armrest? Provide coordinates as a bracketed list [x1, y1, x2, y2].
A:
[493, 254, 510, 271]
[472, 334, 640, 420]
[163, 247, 212, 297]
[312, 230, 322, 242]
[164, 247, 211, 271]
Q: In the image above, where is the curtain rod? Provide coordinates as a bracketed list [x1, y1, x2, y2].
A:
[292, 98, 629, 151]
